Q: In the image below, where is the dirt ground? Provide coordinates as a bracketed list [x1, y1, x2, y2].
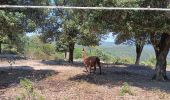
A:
[0, 60, 170, 100]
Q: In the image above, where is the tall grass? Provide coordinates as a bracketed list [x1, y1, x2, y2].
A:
[112, 57, 134, 65]
[16, 78, 45, 100]
[119, 82, 135, 96]
[23, 36, 65, 60]
[141, 56, 156, 68]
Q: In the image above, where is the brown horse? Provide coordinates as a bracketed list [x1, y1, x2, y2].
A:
[82, 48, 101, 74]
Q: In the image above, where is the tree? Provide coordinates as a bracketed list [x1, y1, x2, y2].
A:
[62, 18, 79, 63]
[150, 33, 170, 80]
[139, 0, 170, 81]
[0, 10, 26, 53]
[115, 32, 149, 65]
[65, 0, 170, 80]
[44, 0, 104, 63]
[0, 0, 50, 54]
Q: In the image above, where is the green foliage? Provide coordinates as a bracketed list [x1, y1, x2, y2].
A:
[0, 10, 25, 34]
[78, 33, 101, 47]
[74, 47, 134, 64]
[54, 52, 65, 60]
[74, 48, 82, 59]
[0, 9, 27, 54]
[24, 35, 58, 60]
[119, 82, 135, 96]
[0, 0, 51, 55]
[56, 40, 68, 52]
[17, 78, 45, 100]
[42, 44, 55, 56]
[27, 19, 37, 32]
[73, 47, 113, 63]
[2, 35, 28, 55]
[20, 78, 34, 93]
[2, 47, 18, 54]
[65, 0, 170, 67]
[141, 56, 156, 68]
[1, 34, 29, 55]
[93, 48, 113, 63]
[101, 53, 112, 63]
[112, 57, 134, 64]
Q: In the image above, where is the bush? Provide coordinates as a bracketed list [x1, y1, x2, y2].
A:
[119, 82, 135, 96]
[54, 52, 65, 60]
[24, 36, 57, 60]
[42, 44, 55, 56]
[74, 48, 82, 59]
[92, 48, 113, 63]
[16, 78, 45, 100]
[141, 56, 156, 68]
[112, 57, 134, 64]
[94, 49, 103, 58]
[33, 50, 48, 60]
[2, 48, 19, 55]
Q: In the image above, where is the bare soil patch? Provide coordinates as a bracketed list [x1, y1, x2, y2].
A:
[0, 60, 170, 100]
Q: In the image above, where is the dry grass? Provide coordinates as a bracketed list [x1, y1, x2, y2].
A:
[0, 60, 170, 100]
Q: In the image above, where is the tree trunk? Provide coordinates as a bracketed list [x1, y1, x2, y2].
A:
[151, 33, 170, 81]
[64, 51, 67, 59]
[154, 52, 168, 81]
[135, 43, 144, 65]
[68, 42, 75, 63]
[0, 41, 2, 54]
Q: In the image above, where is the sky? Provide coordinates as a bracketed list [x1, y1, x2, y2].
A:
[102, 32, 115, 42]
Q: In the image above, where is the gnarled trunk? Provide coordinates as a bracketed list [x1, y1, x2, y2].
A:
[0, 41, 2, 54]
[153, 52, 169, 81]
[151, 33, 170, 81]
[135, 43, 144, 65]
[68, 42, 75, 63]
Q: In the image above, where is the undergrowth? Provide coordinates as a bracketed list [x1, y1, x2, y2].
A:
[119, 82, 135, 96]
[15, 78, 45, 100]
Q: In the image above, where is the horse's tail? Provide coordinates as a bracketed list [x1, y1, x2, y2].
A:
[96, 57, 101, 74]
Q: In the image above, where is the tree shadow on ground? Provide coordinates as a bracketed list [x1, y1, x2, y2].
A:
[0, 66, 58, 89]
[40, 60, 84, 67]
[69, 64, 170, 93]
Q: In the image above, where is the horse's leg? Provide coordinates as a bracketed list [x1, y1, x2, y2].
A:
[85, 65, 88, 72]
[97, 59, 102, 75]
[84, 65, 88, 72]
[89, 66, 92, 73]
[93, 63, 96, 73]
[99, 64, 101, 75]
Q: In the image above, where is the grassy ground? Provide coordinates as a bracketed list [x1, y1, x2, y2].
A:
[0, 60, 170, 100]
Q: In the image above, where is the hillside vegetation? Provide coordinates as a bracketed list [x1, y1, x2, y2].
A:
[99, 42, 170, 64]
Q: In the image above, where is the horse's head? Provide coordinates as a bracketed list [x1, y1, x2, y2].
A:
[82, 48, 87, 59]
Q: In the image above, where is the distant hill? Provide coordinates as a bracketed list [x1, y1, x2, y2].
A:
[99, 42, 170, 63]
[99, 41, 115, 47]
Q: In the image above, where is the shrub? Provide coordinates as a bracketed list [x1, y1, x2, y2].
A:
[91, 48, 113, 63]
[2, 48, 19, 55]
[119, 82, 134, 96]
[25, 42, 57, 60]
[74, 48, 82, 59]
[24, 36, 57, 60]
[16, 78, 45, 100]
[42, 44, 55, 56]
[112, 57, 133, 64]
[54, 52, 65, 60]
[141, 56, 156, 68]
